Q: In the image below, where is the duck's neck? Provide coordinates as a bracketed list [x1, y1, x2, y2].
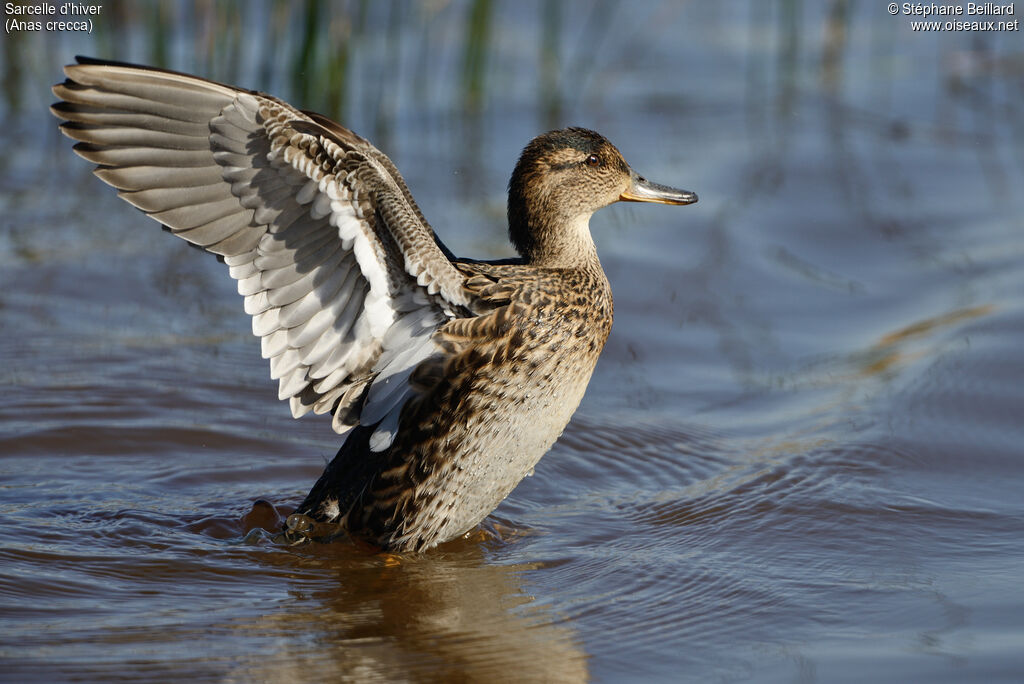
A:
[508, 202, 601, 269]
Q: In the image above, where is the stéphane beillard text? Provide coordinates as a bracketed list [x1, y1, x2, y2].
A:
[901, 3, 1015, 15]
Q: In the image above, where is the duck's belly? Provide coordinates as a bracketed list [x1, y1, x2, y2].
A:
[436, 353, 599, 536]
[376, 335, 606, 550]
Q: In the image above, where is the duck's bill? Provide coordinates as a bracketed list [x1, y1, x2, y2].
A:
[620, 174, 698, 205]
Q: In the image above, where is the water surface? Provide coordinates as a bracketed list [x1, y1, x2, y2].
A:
[2, 2, 1023, 681]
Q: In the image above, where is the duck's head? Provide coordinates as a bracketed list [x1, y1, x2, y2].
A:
[507, 127, 697, 266]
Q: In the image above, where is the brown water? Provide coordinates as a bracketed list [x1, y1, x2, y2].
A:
[2, 2, 1024, 682]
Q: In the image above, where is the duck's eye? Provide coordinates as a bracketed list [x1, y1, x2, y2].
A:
[584, 154, 601, 167]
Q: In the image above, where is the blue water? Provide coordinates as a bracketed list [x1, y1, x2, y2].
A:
[2, 2, 1023, 681]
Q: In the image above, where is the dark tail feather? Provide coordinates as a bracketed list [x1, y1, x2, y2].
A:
[284, 425, 378, 541]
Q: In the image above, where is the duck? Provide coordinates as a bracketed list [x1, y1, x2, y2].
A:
[52, 56, 697, 552]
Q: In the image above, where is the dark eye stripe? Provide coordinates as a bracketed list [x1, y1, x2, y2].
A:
[548, 153, 605, 171]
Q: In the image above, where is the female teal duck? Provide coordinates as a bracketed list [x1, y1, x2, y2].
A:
[52, 57, 697, 552]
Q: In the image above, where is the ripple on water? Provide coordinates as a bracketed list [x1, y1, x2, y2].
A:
[500, 423, 1024, 677]
[522, 415, 731, 499]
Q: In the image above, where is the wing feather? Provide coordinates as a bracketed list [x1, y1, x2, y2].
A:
[60, 123, 209, 149]
[96, 165, 225, 190]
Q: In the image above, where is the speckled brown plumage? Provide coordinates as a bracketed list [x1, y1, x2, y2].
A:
[296, 262, 614, 550]
[51, 58, 697, 553]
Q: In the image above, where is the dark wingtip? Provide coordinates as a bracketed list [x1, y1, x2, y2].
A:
[73, 55, 144, 68]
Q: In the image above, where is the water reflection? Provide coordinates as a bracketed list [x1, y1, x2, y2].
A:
[231, 545, 587, 682]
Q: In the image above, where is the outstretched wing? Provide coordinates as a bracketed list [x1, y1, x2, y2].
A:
[52, 57, 471, 450]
